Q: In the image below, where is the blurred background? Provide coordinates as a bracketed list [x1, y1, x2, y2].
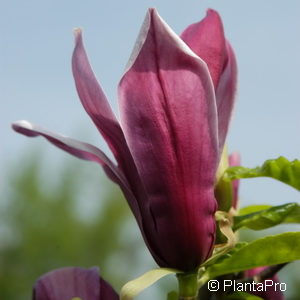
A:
[1, 0, 300, 299]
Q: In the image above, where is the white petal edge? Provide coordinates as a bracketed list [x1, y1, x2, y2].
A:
[124, 8, 214, 82]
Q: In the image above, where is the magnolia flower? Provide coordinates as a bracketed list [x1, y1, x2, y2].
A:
[33, 267, 118, 300]
[13, 8, 236, 271]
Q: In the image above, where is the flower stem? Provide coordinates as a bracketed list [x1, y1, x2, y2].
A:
[176, 272, 198, 300]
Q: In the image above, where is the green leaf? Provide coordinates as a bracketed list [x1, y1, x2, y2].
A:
[202, 243, 247, 269]
[234, 202, 300, 230]
[223, 156, 300, 190]
[223, 292, 263, 300]
[120, 268, 179, 300]
[203, 232, 300, 279]
[239, 205, 272, 215]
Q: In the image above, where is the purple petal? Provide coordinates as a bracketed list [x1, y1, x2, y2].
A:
[72, 29, 125, 163]
[118, 8, 218, 270]
[12, 120, 141, 218]
[12, 121, 123, 183]
[180, 9, 226, 89]
[215, 42, 237, 151]
[33, 267, 119, 300]
[181, 9, 237, 152]
[228, 152, 240, 167]
[72, 31, 151, 228]
[12, 121, 167, 263]
[100, 278, 119, 300]
[229, 152, 240, 209]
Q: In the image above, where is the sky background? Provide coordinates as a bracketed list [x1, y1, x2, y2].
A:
[2, 0, 300, 204]
[1, 0, 300, 295]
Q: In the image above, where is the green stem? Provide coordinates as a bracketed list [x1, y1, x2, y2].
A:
[176, 272, 198, 300]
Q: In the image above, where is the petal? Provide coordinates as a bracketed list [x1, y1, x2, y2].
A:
[215, 42, 238, 151]
[12, 121, 123, 183]
[180, 9, 226, 90]
[181, 10, 237, 152]
[228, 152, 240, 167]
[119, 8, 218, 270]
[33, 267, 119, 300]
[100, 277, 119, 300]
[72, 31, 150, 226]
[229, 152, 240, 209]
[12, 120, 142, 221]
[12, 120, 166, 265]
[72, 29, 125, 163]
[12, 121, 168, 264]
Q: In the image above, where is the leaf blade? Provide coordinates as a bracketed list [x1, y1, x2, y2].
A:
[223, 157, 300, 191]
[234, 203, 300, 230]
[204, 232, 300, 279]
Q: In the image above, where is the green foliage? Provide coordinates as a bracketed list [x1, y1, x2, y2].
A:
[204, 232, 300, 279]
[223, 156, 300, 191]
[203, 243, 247, 268]
[0, 154, 139, 300]
[234, 203, 300, 231]
[238, 205, 272, 215]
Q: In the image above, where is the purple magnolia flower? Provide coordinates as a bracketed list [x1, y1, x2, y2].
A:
[33, 267, 118, 300]
[13, 8, 236, 271]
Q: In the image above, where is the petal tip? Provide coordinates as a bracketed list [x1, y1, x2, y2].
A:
[207, 8, 218, 15]
[73, 28, 83, 44]
[122, 9, 152, 73]
[12, 120, 38, 137]
[148, 7, 158, 17]
[12, 120, 32, 130]
[206, 9, 223, 24]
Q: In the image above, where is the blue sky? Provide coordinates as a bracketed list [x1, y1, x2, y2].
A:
[2, 1, 300, 207]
